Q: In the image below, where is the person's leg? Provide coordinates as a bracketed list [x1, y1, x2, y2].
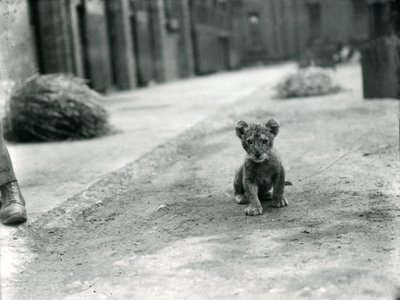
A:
[0, 124, 17, 186]
[0, 123, 27, 225]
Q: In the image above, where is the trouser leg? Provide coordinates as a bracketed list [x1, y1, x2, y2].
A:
[0, 122, 16, 187]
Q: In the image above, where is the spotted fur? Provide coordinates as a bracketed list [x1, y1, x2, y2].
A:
[234, 119, 287, 216]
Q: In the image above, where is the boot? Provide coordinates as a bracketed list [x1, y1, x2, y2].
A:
[0, 181, 27, 225]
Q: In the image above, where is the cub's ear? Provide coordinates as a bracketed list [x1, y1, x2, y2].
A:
[265, 119, 280, 136]
[235, 120, 248, 138]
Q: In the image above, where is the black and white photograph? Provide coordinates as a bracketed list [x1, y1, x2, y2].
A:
[0, 0, 399, 299]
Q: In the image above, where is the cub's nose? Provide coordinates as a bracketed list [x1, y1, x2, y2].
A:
[254, 152, 261, 158]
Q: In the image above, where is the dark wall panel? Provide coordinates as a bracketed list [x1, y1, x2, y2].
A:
[106, 0, 137, 90]
[36, 0, 75, 74]
[84, 1, 112, 92]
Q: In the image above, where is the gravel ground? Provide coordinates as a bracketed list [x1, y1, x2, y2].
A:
[2, 65, 400, 300]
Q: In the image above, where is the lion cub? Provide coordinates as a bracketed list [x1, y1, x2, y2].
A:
[234, 119, 287, 216]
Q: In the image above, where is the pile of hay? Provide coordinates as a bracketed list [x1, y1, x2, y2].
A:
[276, 67, 340, 99]
[3, 74, 111, 142]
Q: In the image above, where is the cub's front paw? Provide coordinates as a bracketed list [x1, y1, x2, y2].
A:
[272, 195, 288, 208]
[235, 194, 249, 204]
[245, 205, 263, 216]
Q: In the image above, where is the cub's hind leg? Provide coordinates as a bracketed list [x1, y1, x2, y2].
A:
[258, 180, 273, 202]
[258, 190, 272, 202]
[234, 166, 249, 204]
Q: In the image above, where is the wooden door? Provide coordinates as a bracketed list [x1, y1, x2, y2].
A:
[130, 0, 155, 86]
[106, 0, 137, 90]
[83, 0, 113, 92]
[33, 0, 75, 74]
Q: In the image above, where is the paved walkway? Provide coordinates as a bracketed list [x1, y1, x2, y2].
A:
[4, 64, 295, 221]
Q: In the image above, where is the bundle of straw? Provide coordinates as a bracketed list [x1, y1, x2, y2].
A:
[3, 74, 110, 142]
[276, 67, 340, 99]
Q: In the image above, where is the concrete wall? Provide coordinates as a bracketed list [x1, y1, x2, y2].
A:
[148, 0, 193, 82]
[190, 0, 239, 74]
[159, 0, 180, 81]
[240, 0, 369, 65]
[155, 0, 194, 81]
[0, 1, 38, 81]
[321, 1, 354, 43]
[240, 0, 306, 63]
[176, 0, 195, 78]
[106, 0, 137, 90]
[307, 0, 369, 45]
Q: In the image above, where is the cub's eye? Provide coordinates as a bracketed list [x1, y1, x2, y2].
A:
[262, 139, 269, 144]
[246, 139, 253, 145]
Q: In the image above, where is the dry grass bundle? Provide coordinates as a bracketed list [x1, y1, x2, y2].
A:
[276, 67, 340, 99]
[3, 74, 111, 142]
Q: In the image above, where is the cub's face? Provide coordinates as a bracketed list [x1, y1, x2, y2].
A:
[235, 119, 280, 163]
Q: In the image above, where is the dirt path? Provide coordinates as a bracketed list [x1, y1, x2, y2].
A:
[5, 64, 293, 220]
[6, 66, 400, 300]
